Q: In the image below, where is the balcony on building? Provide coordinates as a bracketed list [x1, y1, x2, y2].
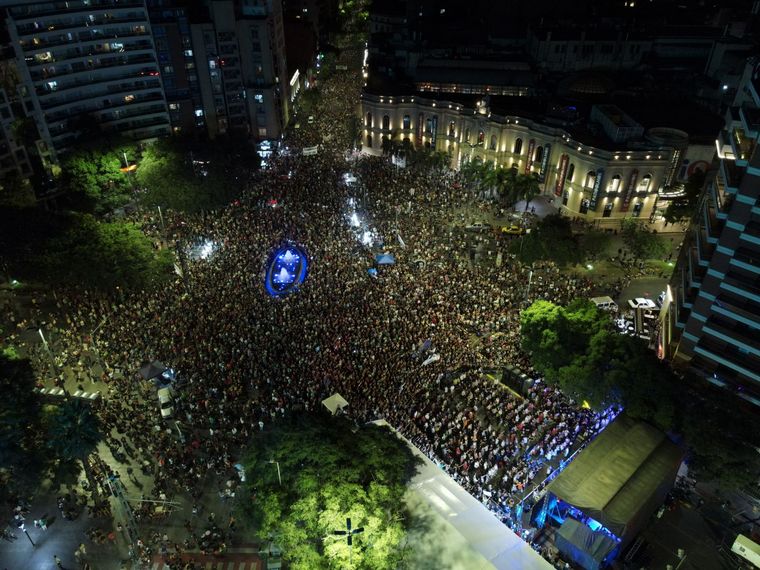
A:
[696, 336, 760, 379]
[715, 291, 760, 325]
[9, 1, 145, 21]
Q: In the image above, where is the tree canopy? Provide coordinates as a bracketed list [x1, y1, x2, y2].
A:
[0, 352, 46, 505]
[663, 170, 706, 224]
[35, 213, 173, 290]
[237, 414, 421, 570]
[59, 143, 136, 214]
[136, 136, 259, 213]
[620, 218, 669, 261]
[520, 299, 676, 428]
[508, 214, 582, 266]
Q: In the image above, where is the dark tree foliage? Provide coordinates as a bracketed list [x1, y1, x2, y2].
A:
[663, 170, 707, 224]
[509, 214, 582, 266]
[0, 351, 46, 505]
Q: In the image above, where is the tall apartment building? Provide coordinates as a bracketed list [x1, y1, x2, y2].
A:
[3, 0, 171, 163]
[189, 0, 288, 140]
[661, 58, 760, 407]
[146, 0, 204, 134]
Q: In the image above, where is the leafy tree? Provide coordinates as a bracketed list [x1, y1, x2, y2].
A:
[521, 299, 677, 426]
[237, 414, 421, 570]
[31, 213, 172, 291]
[620, 218, 669, 261]
[579, 229, 612, 261]
[663, 170, 706, 224]
[677, 386, 760, 491]
[59, 144, 135, 214]
[0, 352, 46, 505]
[509, 214, 581, 266]
[47, 399, 103, 498]
[515, 172, 541, 212]
[0, 173, 36, 208]
[136, 137, 257, 213]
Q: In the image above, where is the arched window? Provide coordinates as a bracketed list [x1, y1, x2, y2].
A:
[584, 171, 596, 189]
[403, 115, 411, 129]
[534, 146, 544, 162]
[366, 134, 373, 147]
[567, 163, 575, 182]
[513, 138, 523, 155]
[637, 174, 652, 192]
[490, 135, 497, 150]
[464, 128, 471, 143]
[366, 113, 372, 128]
[448, 121, 455, 137]
[608, 174, 622, 192]
[382, 115, 390, 130]
[478, 130, 485, 144]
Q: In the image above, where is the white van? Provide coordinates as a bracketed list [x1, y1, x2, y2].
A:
[157, 387, 173, 419]
[591, 296, 618, 311]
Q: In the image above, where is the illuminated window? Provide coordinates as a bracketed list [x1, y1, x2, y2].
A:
[403, 115, 410, 129]
[584, 171, 596, 189]
[169, 103, 179, 110]
[184, 49, 193, 57]
[46, 81, 57, 91]
[124, 94, 135, 103]
[608, 174, 621, 192]
[254, 94, 264, 103]
[637, 174, 652, 192]
[567, 163, 575, 182]
[194, 109, 204, 117]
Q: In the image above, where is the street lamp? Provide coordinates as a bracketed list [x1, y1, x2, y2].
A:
[17, 522, 34, 547]
[269, 459, 282, 486]
[332, 517, 363, 565]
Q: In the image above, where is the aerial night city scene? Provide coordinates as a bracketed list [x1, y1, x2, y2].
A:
[1, 0, 760, 569]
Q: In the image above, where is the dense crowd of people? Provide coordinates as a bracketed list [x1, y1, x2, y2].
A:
[5, 36, 616, 570]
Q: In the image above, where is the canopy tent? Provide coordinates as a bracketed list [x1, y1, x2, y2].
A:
[547, 414, 684, 549]
[375, 253, 396, 265]
[321, 393, 349, 415]
[553, 518, 618, 570]
[139, 360, 168, 381]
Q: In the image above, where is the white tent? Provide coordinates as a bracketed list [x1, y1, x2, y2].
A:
[321, 393, 349, 415]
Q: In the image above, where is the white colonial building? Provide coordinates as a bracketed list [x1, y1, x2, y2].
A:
[360, 92, 678, 226]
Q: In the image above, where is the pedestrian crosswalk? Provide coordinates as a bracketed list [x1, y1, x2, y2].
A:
[150, 548, 262, 570]
[151, 562, 260, 570]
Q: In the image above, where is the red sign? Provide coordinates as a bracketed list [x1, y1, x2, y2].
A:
[525, 139, 535, 174]
[621, 169, 638, 212]
[555, 153, 569, 196]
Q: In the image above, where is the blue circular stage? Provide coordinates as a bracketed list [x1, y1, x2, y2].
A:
[264, 244, 309, 296]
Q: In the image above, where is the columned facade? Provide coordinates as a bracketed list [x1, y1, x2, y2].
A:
[360, 93, 673, 226]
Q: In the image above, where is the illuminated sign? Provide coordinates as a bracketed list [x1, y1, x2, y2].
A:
[589, 168, 605, 211]
[539, 144, 551, 182]
[555, 153, 569, 196]
[621, 169, 638, 212]
[525, 139, 536, 174]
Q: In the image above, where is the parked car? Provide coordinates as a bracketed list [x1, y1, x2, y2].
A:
[628, 297, 657, 310]
[157, 387, 173, 419]
[501, 225, 526, 235]
[465, 222, 492, 232]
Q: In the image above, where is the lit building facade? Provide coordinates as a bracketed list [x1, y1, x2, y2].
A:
[3, 0, 171, 161]
[661, 58, 760, 406]
[189, 0, 289, 140]
[360, 93, 674, 225]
